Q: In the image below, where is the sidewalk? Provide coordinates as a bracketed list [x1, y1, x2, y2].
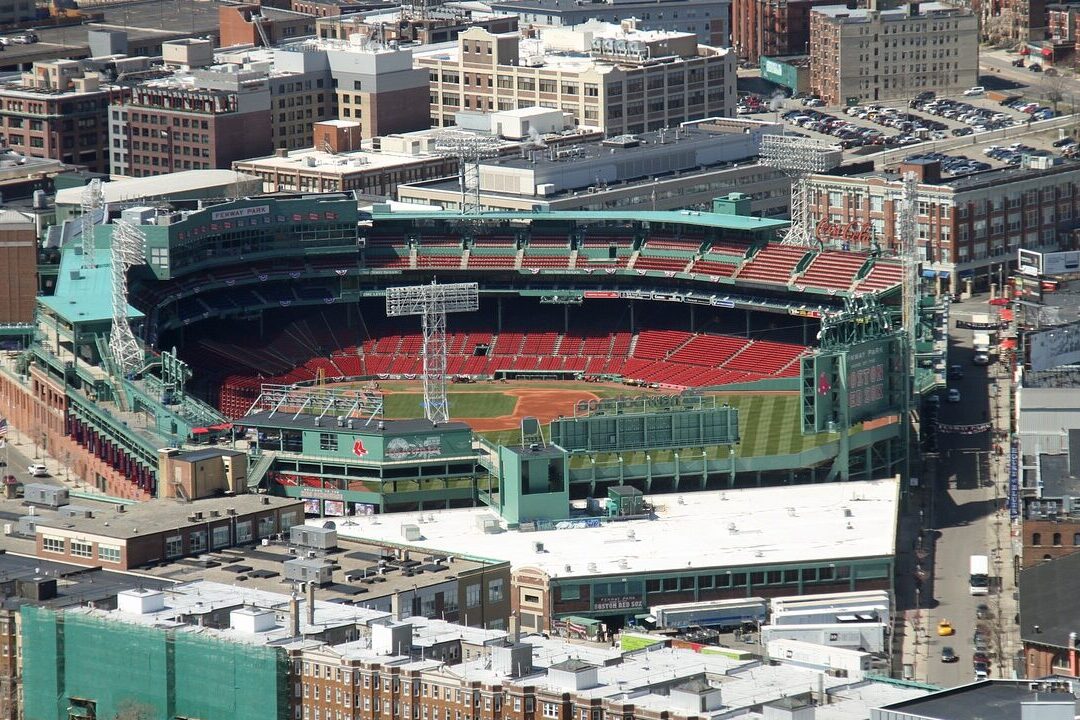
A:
[1, 418, 107, 500]
[986, 367, 1021, 677]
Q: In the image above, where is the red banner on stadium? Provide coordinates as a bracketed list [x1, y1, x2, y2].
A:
[584, 291, 619, 299]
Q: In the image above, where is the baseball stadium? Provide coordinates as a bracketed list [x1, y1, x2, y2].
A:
[0, 192, 937, 520]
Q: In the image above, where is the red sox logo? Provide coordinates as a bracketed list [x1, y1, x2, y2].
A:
[353, 439, 368, 457]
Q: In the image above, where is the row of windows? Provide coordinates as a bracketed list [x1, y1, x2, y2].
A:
[1031, 531, 1080, 546]
[41, 536, 122, 563]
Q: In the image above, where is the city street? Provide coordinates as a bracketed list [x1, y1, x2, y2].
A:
[898, 294, 1019, 686]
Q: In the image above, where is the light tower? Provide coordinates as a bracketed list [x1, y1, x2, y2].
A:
[108, 219, 146, 377]
[758, 134, 842, 247]
[80, 178, 104, 269]
[433, 130, 502, 215]
[385, 282, 479, 424]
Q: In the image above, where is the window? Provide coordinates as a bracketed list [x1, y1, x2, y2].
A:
[212, 525, 230, 549]
[1031, 531, 1042, 546]
[490, 578, 505, 604]
[97, 545, 121, 563]
[236, 520, 253, 544]
[543, 704, 559, 719]
[42, 536, 65, 554]
[189, 530, 207, 553]
[319, 433, 338, 452]
[466, 584, 481, 608]
[165, 535, 183, 558]
[1054, 533, 1062, 546]
[71, 541, 93, 558]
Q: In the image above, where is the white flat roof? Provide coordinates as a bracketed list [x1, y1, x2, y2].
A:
[328, 479, 899, 579]
[235, 147, 441, 174]
[55, 170, 261, 206]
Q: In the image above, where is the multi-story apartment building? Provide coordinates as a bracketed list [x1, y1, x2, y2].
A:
[109, 67, 273, 177]
[0, 210, 37, 325]
[316, 38, 431, 138]
[234, 120, 461, 194]
[809, 0, 978, 105]
[732, 0, 836, 63]
[417, 21, 736, 135]
[316, 8, 519, 44]
[218, 45, 337, 151]
[803, 157, 1080, 293]
[489, 0, 731, 46]
[0, 59, 129, 173]
[108, 40, 343, 175]
[219, 3, 317, 48]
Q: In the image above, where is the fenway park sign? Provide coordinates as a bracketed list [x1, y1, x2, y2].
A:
[816, 219, 872, 244]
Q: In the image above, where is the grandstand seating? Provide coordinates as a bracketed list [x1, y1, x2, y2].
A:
[632, 255, 690, 273]
[417, 252, 461, 269]
[643, 236, 704, 253]
[854, 262, 903, 293]
[736, 245, 810, 285]
[797, 251, 869, 291]
[688, 257, 738, 278]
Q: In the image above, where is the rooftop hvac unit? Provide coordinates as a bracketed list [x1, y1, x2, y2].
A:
[401, 523, 422, 541]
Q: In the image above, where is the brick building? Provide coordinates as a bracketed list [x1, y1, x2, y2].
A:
[732, 0, 833, 63]
[416, 22, 736, 135]
[0, 210, 36, 325]
[803, 158, 1080, 294]
[0, 59, 128, 173]
[315, 10, 519, 45]
[233, 121, 459, 194]
[108, 41, 276, 177]
[489, 0, 730, 46]
[809, 0, 978, 106]
[219, 3, 317, 48]
[1019, 550, 1080, 678]
[34, 494, 304, 570]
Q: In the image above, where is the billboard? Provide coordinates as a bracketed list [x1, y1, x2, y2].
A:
[1030, 323, 1080, 371]
[1017, 248, 1080, 277]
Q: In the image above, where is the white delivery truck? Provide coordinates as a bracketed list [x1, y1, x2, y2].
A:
[969, 555, 990, 595]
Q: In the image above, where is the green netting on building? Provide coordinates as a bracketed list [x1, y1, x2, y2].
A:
[21, 605, 289, 720]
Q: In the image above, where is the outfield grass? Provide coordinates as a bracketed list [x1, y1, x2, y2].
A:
[381, 392, 518, 419]
[479, 392, 855, 458]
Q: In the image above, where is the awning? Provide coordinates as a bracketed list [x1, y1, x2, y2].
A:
[1000, 308, 1014, 322]
[989, 298, 1010, 306]
[209, 423, 233, 431]
[922, 269, 938, 278]
[1001, 338, 1018, 350]
[191, 427, 209, 434]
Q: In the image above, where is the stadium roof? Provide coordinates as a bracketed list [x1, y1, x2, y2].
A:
[38, 246, 144, 325]
[325, 478, 899, 579]
[367, 209, 790, 232]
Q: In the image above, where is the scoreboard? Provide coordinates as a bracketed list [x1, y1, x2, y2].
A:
[802, 334, 903, 434]
[845, 338, 898, 422]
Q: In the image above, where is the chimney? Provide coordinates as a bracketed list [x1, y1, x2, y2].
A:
[306, 581, 316, 628]
[509, 615, 520, 643]
[290, 592, 301, 637]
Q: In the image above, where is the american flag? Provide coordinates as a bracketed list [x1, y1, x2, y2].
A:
[0, 417, 7, 438]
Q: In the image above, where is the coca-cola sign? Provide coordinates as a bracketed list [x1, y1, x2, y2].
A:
[816, 219, 872, 244]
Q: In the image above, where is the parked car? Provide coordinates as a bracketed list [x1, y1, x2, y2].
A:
[1029, 63, 1043, 72]
[975, 604, 990, 619]
[1045, 67, 1059, 77]
[974, 662, 990, 679]
[964, 86, 985, 96]
[972, 651, 990, 664]
[1012, 57, 1026, 67]
[1053, 137, 1076, 147]
[941, 647, 958, 663]
[948, 364, 964, 379]
[26, 464, 47, 477]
